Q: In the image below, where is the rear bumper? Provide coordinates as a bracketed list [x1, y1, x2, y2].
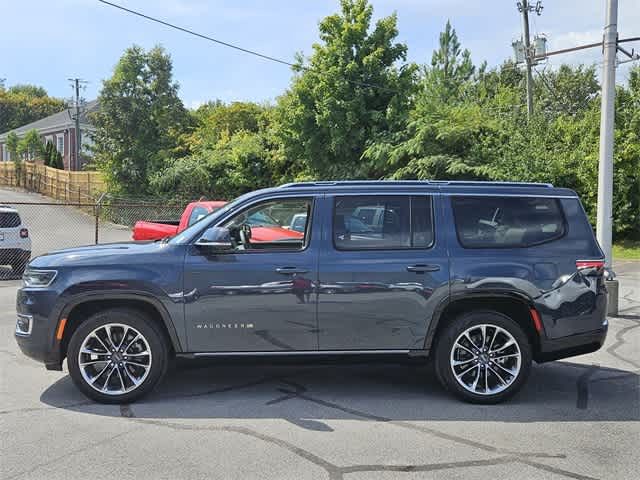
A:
[536, 319, 608, 363]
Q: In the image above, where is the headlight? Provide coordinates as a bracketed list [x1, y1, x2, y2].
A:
[22, 269, 58, 288]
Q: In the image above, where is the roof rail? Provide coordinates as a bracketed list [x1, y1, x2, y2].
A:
[279, 180, 553, 188]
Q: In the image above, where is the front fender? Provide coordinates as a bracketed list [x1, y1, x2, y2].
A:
[56, 289, 184, 352]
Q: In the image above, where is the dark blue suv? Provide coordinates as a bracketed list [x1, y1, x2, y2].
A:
[15, 181, 608, 404]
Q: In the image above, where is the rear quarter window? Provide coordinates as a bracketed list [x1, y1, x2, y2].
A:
[451, 196, 566, 248]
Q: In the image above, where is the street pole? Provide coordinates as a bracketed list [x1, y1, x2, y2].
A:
[520, 0, 534, 118]
[596, 0, 617, 269]
[74, 79, 81, 171]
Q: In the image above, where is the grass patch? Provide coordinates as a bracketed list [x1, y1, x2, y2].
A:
[613, 239, 640, 260]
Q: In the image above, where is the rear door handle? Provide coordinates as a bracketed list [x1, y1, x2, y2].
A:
[276, 267, 309, 275]
[407, 264, 440, 273]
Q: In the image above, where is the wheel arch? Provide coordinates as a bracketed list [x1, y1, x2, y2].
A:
[58, 292, 182, 361]
[425, 293, 542, 358]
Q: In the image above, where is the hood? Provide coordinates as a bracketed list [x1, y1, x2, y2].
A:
[29, 241, 176, 268]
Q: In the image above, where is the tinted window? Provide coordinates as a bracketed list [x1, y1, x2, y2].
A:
[333, 196, 433, 250]
[451, 196, 565, 248]
[290, 214, 307, 233]
[223, 198, 312, 251]
[188, 206, 211, 226]
[0, 212, 21, 228]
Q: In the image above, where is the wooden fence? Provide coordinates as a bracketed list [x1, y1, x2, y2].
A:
[0, 162, 106, 201]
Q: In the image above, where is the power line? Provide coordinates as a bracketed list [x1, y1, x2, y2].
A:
[97, 0, 295, 68]
[96, 0, 400, 93]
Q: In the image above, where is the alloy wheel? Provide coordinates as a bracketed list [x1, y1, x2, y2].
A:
[77, 323, 153, 395]
[449, 323, 522, 396]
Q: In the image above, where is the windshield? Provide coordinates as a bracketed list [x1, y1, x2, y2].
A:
[169, 194, 249, 244]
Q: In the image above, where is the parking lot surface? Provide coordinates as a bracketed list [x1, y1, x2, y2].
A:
[0, 187, 638, 479]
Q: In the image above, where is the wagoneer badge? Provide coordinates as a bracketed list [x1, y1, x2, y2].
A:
[195, 323, 255, 329]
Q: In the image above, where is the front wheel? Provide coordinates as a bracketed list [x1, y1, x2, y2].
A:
[434, 311, 532, 404]
[67, 308, 169, 404]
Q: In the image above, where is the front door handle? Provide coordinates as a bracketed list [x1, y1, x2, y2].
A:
[276, 267, 309, 275]
[407, 264, 440, 273]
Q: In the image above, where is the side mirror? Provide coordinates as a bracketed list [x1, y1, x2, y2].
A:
[194, 227, 234, 252]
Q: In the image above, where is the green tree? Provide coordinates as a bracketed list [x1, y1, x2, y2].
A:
[90, 45, 190, 194]
[276, 0, 416, 179]
[5, 131, 19, 159]
[17, 129, 44, 161]
[5, 131, 22, 183]
[184, 101, 268, 153]
[423, 20, 475, 103]
[0, 84, 65, 132]
[366, 21, 488, 180]
[151, 130, 273, 200]
[43, 141, 53, 167]
[536, 65, 599, 117]
[44, 141, 64, 169]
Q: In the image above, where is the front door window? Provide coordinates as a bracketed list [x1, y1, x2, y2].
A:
[222, 198, 312, 251]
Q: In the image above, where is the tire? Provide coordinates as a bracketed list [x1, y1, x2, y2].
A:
[434, 310, 532, 404]
[67, 308, 169, 404]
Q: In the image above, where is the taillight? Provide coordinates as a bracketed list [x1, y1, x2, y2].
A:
[576, 260, 605, 277]
[576, 260, 604, 270]
[19, 228, 29, 238]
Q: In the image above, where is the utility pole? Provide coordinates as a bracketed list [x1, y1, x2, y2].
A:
[596, 0, 618, 269]
[68, 78, 87, 171]
[519, 0, 535, 118]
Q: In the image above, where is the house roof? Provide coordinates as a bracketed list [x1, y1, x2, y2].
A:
[0, 100, 99, 140]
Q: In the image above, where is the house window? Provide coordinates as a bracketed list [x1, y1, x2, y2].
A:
[1, 145, 9, 161]
[56, 134, 64, 154]
[45, 135, 53, 146]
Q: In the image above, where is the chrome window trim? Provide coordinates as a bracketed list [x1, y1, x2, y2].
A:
[441, 193, 577, 199]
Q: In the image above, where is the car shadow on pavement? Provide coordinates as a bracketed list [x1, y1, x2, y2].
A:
[40, 359, 639, 425]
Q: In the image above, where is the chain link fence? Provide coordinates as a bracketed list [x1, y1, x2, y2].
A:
[0, 191, 192, 280]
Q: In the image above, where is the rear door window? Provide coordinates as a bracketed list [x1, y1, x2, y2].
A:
[451, 196, 566, 248]
[333, 196, 434, 250]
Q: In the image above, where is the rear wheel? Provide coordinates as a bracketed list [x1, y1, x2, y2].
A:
[434, 311, 532, 404]
[67, 308, 168, 404]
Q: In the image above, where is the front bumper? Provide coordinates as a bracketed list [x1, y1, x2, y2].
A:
[14, 287, 64, 370]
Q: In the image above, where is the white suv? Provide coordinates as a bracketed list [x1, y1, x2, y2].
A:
[0, 206, 31, 275]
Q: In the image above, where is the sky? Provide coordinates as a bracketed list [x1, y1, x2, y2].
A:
[1, 0, 638, 107]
